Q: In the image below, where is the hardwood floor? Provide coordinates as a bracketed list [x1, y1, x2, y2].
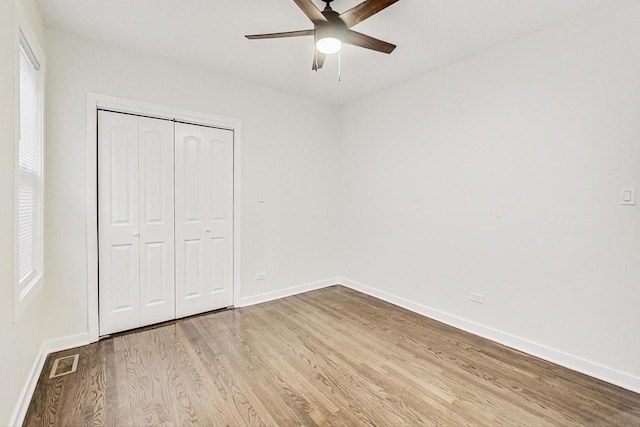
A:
[25, 286, 640, 426]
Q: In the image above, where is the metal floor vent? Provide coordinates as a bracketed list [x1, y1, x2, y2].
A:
[49, 354, 79, 379]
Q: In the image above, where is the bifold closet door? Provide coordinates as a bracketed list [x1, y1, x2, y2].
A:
[175, 122, 234, 318]
[98, 111, 175, 335]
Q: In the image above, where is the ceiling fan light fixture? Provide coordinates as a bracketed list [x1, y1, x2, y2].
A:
[316, 36, 342, 54]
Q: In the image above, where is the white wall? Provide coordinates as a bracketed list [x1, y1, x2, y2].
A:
[43, 29, 340, 340]
[338, 0, 640, 390]
[0, 0, 48, 424]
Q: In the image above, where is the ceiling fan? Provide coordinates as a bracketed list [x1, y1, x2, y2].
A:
[245, 0, 400, 71]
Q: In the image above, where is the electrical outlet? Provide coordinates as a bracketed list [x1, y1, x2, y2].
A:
[256, 272, 267, 280]
[469, 292, 483, 304]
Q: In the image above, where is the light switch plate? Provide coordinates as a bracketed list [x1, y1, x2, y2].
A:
[620, 186, 636, 205]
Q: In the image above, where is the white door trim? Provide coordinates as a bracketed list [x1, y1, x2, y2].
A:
[86, 93, 242, 342]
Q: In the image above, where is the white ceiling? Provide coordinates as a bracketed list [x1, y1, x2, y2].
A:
[37, 0, 615, 106]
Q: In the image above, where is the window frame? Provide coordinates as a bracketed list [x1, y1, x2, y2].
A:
[14, 8, 46, 320]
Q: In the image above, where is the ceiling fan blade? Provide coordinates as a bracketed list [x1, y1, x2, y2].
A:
[293, 0, 327, 24]
[245, 29, 314, 40]
[344, 30, 396, 53]
[312, 52, 327, 71]
[339, 0, 400, 28]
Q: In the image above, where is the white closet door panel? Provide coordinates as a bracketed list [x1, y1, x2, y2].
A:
[183, 239, 202, 297]
[109, 244, 137, 308]
[138, 117, 175, 326]
[183, 136, 201, 222]
[98, 111, 140, 335]
[205, 129, 233, 303]
[175, 125, 208, 316]
[175, 123, 233, 318]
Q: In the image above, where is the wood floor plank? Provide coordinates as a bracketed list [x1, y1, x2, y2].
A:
[24, 286, 640, 426]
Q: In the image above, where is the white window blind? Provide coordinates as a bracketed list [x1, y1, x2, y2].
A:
[17, 32, 43, 298]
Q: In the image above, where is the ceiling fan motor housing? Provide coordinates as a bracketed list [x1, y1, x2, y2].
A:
[315, 10, 348, 42]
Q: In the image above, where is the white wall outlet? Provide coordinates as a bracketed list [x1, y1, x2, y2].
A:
[620, 186, 636, 205]
[469, 292, 483, 304]
[256, 272, 267, 280]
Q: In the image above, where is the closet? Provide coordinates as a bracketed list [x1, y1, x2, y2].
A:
[98, 110, 233, 335]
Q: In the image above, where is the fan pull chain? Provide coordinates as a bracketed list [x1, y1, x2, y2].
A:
[338, 50, 341, 82]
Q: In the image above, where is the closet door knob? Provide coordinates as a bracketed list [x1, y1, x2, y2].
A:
[133, 231, 140, 237]
[206, 227, 211, 233]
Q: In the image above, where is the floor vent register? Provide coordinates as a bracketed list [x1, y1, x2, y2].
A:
[49, 354, 79, 379]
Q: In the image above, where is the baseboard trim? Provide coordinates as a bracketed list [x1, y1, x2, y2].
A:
[8, 341, 47, 427]
[236, 278, 338, 308]
[42, 332, 90, 355]
[9, 332, 90, 427]
[338, 277, 640, 395]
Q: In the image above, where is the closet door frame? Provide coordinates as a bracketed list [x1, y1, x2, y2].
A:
[86, 93, 242, 342]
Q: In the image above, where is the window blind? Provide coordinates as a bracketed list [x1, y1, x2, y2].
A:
[18, 36, 43, 293]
